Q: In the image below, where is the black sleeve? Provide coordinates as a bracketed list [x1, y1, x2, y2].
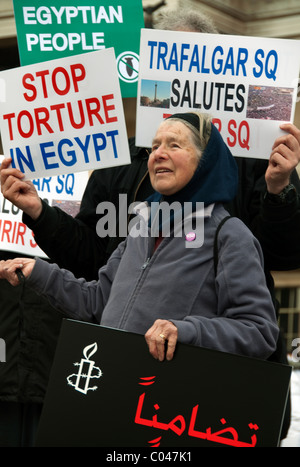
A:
[251, 165, 300, 271]
[227, 159, 300, 271]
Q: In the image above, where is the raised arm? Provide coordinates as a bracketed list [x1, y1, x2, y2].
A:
[227, 123, 300, 271]
[0, 159, 112, 280]
[258, 123, 300, 270]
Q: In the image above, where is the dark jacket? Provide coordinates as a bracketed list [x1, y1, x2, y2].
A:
[0, 251, 63, 404]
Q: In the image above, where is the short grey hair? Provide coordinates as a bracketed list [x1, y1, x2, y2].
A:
[155, 9, 218, 34]
[164, 113, 212, 162]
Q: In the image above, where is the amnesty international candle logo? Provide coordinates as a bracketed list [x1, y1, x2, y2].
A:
[67, 342, 102, 395]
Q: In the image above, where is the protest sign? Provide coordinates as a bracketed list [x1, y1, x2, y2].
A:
[136, 29, 300, 159]
[13, 0, 144, 97]
[0, 167, 89, 257]
[0, 48, 130, 180]
[36, 320, 291, 447]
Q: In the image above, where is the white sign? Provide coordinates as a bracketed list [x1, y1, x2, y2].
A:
[136, 29, 300, 159]
[0, 48, 130, 179]
[0, 171, 89, 257]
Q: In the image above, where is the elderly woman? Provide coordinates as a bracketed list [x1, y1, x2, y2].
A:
[0, 112, 278, 362]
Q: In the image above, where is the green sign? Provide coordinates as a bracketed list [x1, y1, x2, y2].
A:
[12, 0, 144, 97]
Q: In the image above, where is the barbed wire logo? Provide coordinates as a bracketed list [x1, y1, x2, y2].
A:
[67, 342, 102, 394]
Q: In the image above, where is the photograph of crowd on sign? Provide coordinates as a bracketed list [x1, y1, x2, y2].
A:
[246, 85, 293, 121]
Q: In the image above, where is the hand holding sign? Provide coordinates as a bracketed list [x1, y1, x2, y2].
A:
[266, 123, 300, 194]
[0, 157, 42, 220]
[145, 319, 178, 362]
[0, 257, 35, 286]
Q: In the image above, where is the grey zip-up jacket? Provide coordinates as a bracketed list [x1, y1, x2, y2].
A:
[26, 203, 278, 360]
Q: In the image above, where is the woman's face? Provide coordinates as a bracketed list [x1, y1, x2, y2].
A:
[148, 121, 199, 196]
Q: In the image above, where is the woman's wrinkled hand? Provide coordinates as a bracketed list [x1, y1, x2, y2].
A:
[145, 319, 178, 361]
[0, 258, 36, 286]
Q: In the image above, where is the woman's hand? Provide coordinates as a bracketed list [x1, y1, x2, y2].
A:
[0, 258, 36, 286]
[145, 319, 178, 361]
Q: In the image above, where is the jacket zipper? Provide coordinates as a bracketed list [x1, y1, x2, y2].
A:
[119, 234, 166, 328]
[119, 253, 151, 328]
[141, 257, 151, 269]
